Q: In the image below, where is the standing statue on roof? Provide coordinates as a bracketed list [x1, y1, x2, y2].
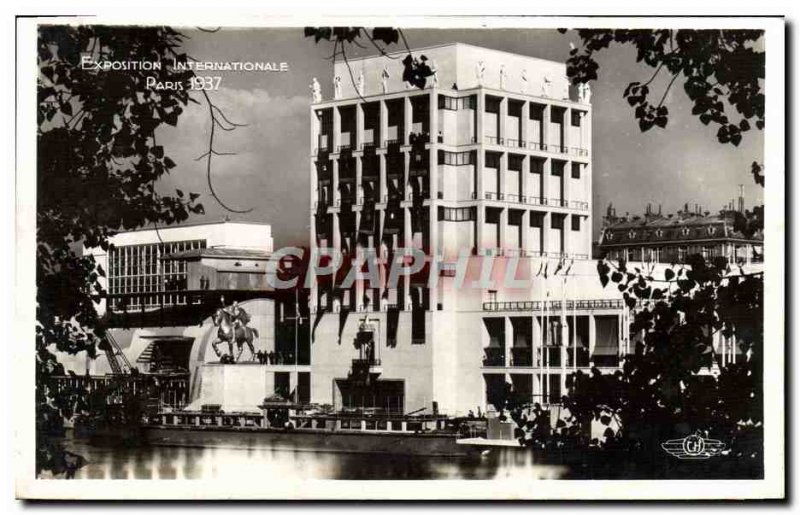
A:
[333, 75, 342, 99]
[380, 64, 390, 93]
[356, 69, 365, 96]
[310, 77, 322, 103]
[476, 60, 485, 85]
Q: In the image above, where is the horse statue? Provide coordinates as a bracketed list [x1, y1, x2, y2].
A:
[211, 307, 258, 362]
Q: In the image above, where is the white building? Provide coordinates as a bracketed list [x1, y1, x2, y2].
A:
[69, 220, 312, 410]
[307, 43, 630, 417]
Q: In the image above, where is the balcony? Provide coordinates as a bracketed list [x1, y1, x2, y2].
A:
[471, 192, 589, 212]
[482, 299, 625, 312]
[352, 358, 383, 374]
[510, 347, 533, 367]
[482, 347, 506, 367]
[481, 137, 588, 158]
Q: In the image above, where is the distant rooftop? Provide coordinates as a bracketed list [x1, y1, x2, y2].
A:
[118, 219, 271, 234]
[161, 247, 272, 261]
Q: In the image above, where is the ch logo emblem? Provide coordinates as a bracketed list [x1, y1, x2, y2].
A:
[661, 432, 727, 460]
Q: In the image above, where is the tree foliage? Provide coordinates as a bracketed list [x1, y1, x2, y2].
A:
[561, 29, 764, 146]
[507, 255, 763, 478]
[304, 27, 435, 90]
[36, 25, 204, 476]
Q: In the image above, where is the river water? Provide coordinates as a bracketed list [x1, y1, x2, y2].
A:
[61, 435, 566, 480]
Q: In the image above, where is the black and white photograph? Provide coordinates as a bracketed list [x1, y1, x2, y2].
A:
[11, 12, 785, 501]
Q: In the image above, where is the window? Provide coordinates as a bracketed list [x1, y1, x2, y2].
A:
[438, 206, 476, 222]
[439, 150, 475, 166]
[571, 110, 583, 127]
[605, 230, 614, 241]
[530, 158, 544, 174]
[508, 154, 524, 171]
[655, 229, 664, 238]
[628, 230, 636, 239]
[571, 215, 581, 231]
[571, 163, 581, 179]
[681, 227, 691, 236]
[438, 95, 475, 111]
[108, 239, 206, 309]
[651, 247, 661, 262]
[707, 226, 716, 236]
[485, 152, 500, 169]
[551, 215, 564, 230]
[678, 246, 688, 261]
[530, 213, 544, 228]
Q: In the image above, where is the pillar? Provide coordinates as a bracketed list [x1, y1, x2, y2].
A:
[542, 104, 551, 150]
[404, 96, 413, 145]
[356, 103, 365, 150]
[499, 208, 508, 251]
[477, 91, 485, 146]
[380, 100, 389, 147]
[333, 106, 341, 151]
[504, 317, 512, 367]
[498, 97, 507, 144]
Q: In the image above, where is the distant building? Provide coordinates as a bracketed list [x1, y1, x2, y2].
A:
[597, 195, 763, 265]
[84, 219, 274, 315]
[74, 220, 313, 410]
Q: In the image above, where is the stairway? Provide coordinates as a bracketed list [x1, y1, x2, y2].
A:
[136, 342, 155, 364]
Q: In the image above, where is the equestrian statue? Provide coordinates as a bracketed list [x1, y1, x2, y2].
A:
[211, 299, 258, 362]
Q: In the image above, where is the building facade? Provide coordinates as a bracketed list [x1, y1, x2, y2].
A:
[75, 220, 313, 410]
[307, 43, 634, 417]
[597, 200, 764, 265]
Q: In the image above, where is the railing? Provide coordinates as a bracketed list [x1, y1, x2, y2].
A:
[352, 358, 382, 368]
[476, 138, 588, 157]
[384, 139, 401, 148]
[510, 347, 533, 367]
[482, 299, 626, 312]
[477, 249, 589, 259]
[360, 142, 377, 152]
[482, 347, 506, 367]
[337, 144, 353, 152]
[335, 195, 357, 206]
[470, 192, 589, 211]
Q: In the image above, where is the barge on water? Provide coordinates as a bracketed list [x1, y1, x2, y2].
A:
[144, 403, 484, 457]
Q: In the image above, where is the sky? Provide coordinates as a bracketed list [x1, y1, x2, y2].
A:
[156, 27, 764, 248]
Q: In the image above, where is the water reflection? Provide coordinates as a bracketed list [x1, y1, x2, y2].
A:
[63, 436, 565, 480]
